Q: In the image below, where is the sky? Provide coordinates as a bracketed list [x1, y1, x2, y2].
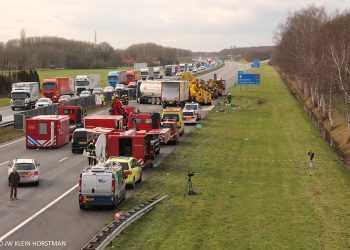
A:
[0, 0, 348, 52]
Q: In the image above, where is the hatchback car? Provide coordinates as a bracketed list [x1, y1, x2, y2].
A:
[182, 110, 198, 124]
[8, 158, 40, 186]
[103, 86, 115, 93]
[35, 98, 53, 108]
[106, 157, 142, 189]
[92, 87, 103, 95]
[115, 84, 125, 91]
[58, 95, 72, 104]
[79, 91, 91, 97]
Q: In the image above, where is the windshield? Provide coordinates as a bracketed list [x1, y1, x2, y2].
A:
[183, 112, 194, 116]
[141, 72, 148, 75]
[39, 99, 49, 103]
[185, 105, 198, 110]
[76, 80, 88, 86]
[81, 91, 89, 95]
[163, 114, 179, 122]
[14, 163, 35, 170]
[42, 82, 56, 90]
[74, 131, 87, 140]
[116, 84, 124, 88]
[127, 75, 134, 79]
[11, 92, 29, 99]
[118, 162, 129, 171]
[162, 123, 172, 129]
[108, 76, 118, 81]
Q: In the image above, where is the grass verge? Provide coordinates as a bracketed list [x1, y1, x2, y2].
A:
[0, 98, 10, 107]
[107, 64, 350, 249]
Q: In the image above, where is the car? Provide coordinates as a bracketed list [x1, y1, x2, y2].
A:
[8, 158, 40, 186]
[35, 98, 53, 108]
[103, 86, 115, 93]
[92, 87, 103, 95]
[184, 102, 202, 119]
[58, 95, 72, 104]
[79, 91, 91, 97]
[200, 66, 206, 71]
[127, 82, 137, 88]
[115, 84, 125, 91]
[182, 110, 198, 124]
[192, 67, 198, 73]
[175, 71, 183, 76]
[106, 157, 142, 189]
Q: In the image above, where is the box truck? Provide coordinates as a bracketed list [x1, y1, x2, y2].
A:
[42, 77, 74, 102]
[136, 80, 162, 105]
[75, 74, 100, 95]
[161, 81, 190, 108]
[84, 115, 124, 130]
[10, 82, 40, 110]
[140, 67, 154, 80]
[107, 71, 126, 88]
[26, 115, 70, 149]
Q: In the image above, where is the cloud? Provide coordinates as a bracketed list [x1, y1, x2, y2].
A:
[0, 0, 348, 51]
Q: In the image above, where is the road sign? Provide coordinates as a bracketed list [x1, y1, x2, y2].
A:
[238, 73, 260, 85]
[251, 59, 260, 68]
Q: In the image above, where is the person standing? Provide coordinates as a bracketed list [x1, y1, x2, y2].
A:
[227, 93, 232, 104]
[8, 167, 20, 201]
[100, 93, 105, 107]
[86, 142, 95, 166]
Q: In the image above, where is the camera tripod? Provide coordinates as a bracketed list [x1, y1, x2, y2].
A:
[184, 175, 196, 196]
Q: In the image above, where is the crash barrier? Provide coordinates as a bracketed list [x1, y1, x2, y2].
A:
[82, 195, 168, 250]
[13, 95, 97, 130]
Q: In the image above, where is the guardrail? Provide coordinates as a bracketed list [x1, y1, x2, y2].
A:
[81, 195, 167, 250]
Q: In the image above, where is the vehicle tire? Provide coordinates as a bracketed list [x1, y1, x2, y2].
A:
[156, 98, 161, 105]
[8, 181, 10, 187]
[72, 149, 75, 153]
[131, 178, 136, 189]
[79, 204, 85, 210]
[150, 162, 154, 168]
[156, 149, 160, 155]
[151, 98, 156, 105]
[11, 107, 15, 111]
[151, 153, 155, 160]
[36, 181, 39, 186]
[138, 173, 142, 183]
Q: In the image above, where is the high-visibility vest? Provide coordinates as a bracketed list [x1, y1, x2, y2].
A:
[100, 95, 105, 101]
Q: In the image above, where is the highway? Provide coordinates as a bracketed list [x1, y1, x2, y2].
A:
[0, 61, 246, 249]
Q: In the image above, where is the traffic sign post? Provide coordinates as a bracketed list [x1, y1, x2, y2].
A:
[237, 73, 260, 85]
[251, 59, 260, 68]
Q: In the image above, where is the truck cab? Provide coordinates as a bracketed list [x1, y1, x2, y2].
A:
[79, 163, 126, 209]
[140, 68, 149, 81]
[161, 108, 185, 136]
[10, 82, 40, 110]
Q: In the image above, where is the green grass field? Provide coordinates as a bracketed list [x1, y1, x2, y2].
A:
[38, 66, 132, 88]
[107, 65, 350, 249]
[0, 98, 10, 107]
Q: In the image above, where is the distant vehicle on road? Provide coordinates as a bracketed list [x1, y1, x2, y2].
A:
[92, 87, 103, 95]
[115, 84, 126, 91]
[106, 157, 142, 189]
[42, 77, 74, 102]
[79, 163, 126, 209]
[35, 98, 53, 108]
[184, 102, 202, 119]
[192, 67, 198, 73]
[10, 82, 40, 110]
[58, 95, 72, 104]
[8, 159, 40, 186]
[75, 74, 100, 95]
[79, 91, 91, 97]
[175, 71, 183, 76]
[127, 81, 137, 88]
[103, 86, 115, 93]
[183, 110, 198, 124]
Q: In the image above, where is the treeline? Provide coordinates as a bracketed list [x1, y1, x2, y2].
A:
[217, 46, 274, 61]
[0, 35, 192, 70]
[272, 6, 350, 135]
[0, 70, 40, 97]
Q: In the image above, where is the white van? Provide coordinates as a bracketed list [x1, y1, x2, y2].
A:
[79, 163, 126, 209]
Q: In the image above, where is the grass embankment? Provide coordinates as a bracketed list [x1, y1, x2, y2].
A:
[38, 67, 132, 88]
[107, 64, 350, 249]
[0, 98, 10, 107]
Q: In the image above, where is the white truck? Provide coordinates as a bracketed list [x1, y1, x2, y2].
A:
[78, 163, 126, 209]
[153, 66, 164, 79]
[140, 67, 155, 80]
[10, 82, 40, 110]
[136, 80, 162, 105]
[75, 74, 100, 95]
[161, 81, 190, 108]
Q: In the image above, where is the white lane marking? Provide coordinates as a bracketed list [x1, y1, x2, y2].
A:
[0, 184, 78, 242]
[0, 138, 25, 148]
[58, 157, 68, 163]
[0, 160, 9, 165]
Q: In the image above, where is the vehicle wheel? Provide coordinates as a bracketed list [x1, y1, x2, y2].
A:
[8, 181, 10, 187]
[131, 178, 136, 189]
[138, 173, 142, 183]
[156, 149, 160, 155]
[71, 149, 75, 153]
[151, 98, 156, 105]
[36, 181, 39, 186]
[11, 107, 15, 111]
[151, 153, 155, 160]
[150, 162, 154, 168]
[79, 204, 85, 210]
[156, 98, 161, 105]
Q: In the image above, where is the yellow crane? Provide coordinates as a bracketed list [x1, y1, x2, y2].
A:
[181, 72, 212, 105]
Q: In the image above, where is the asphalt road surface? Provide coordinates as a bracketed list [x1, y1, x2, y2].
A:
[0, 61, 245, 250]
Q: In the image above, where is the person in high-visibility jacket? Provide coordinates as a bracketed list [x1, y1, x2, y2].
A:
[100, 94, 105, 106]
